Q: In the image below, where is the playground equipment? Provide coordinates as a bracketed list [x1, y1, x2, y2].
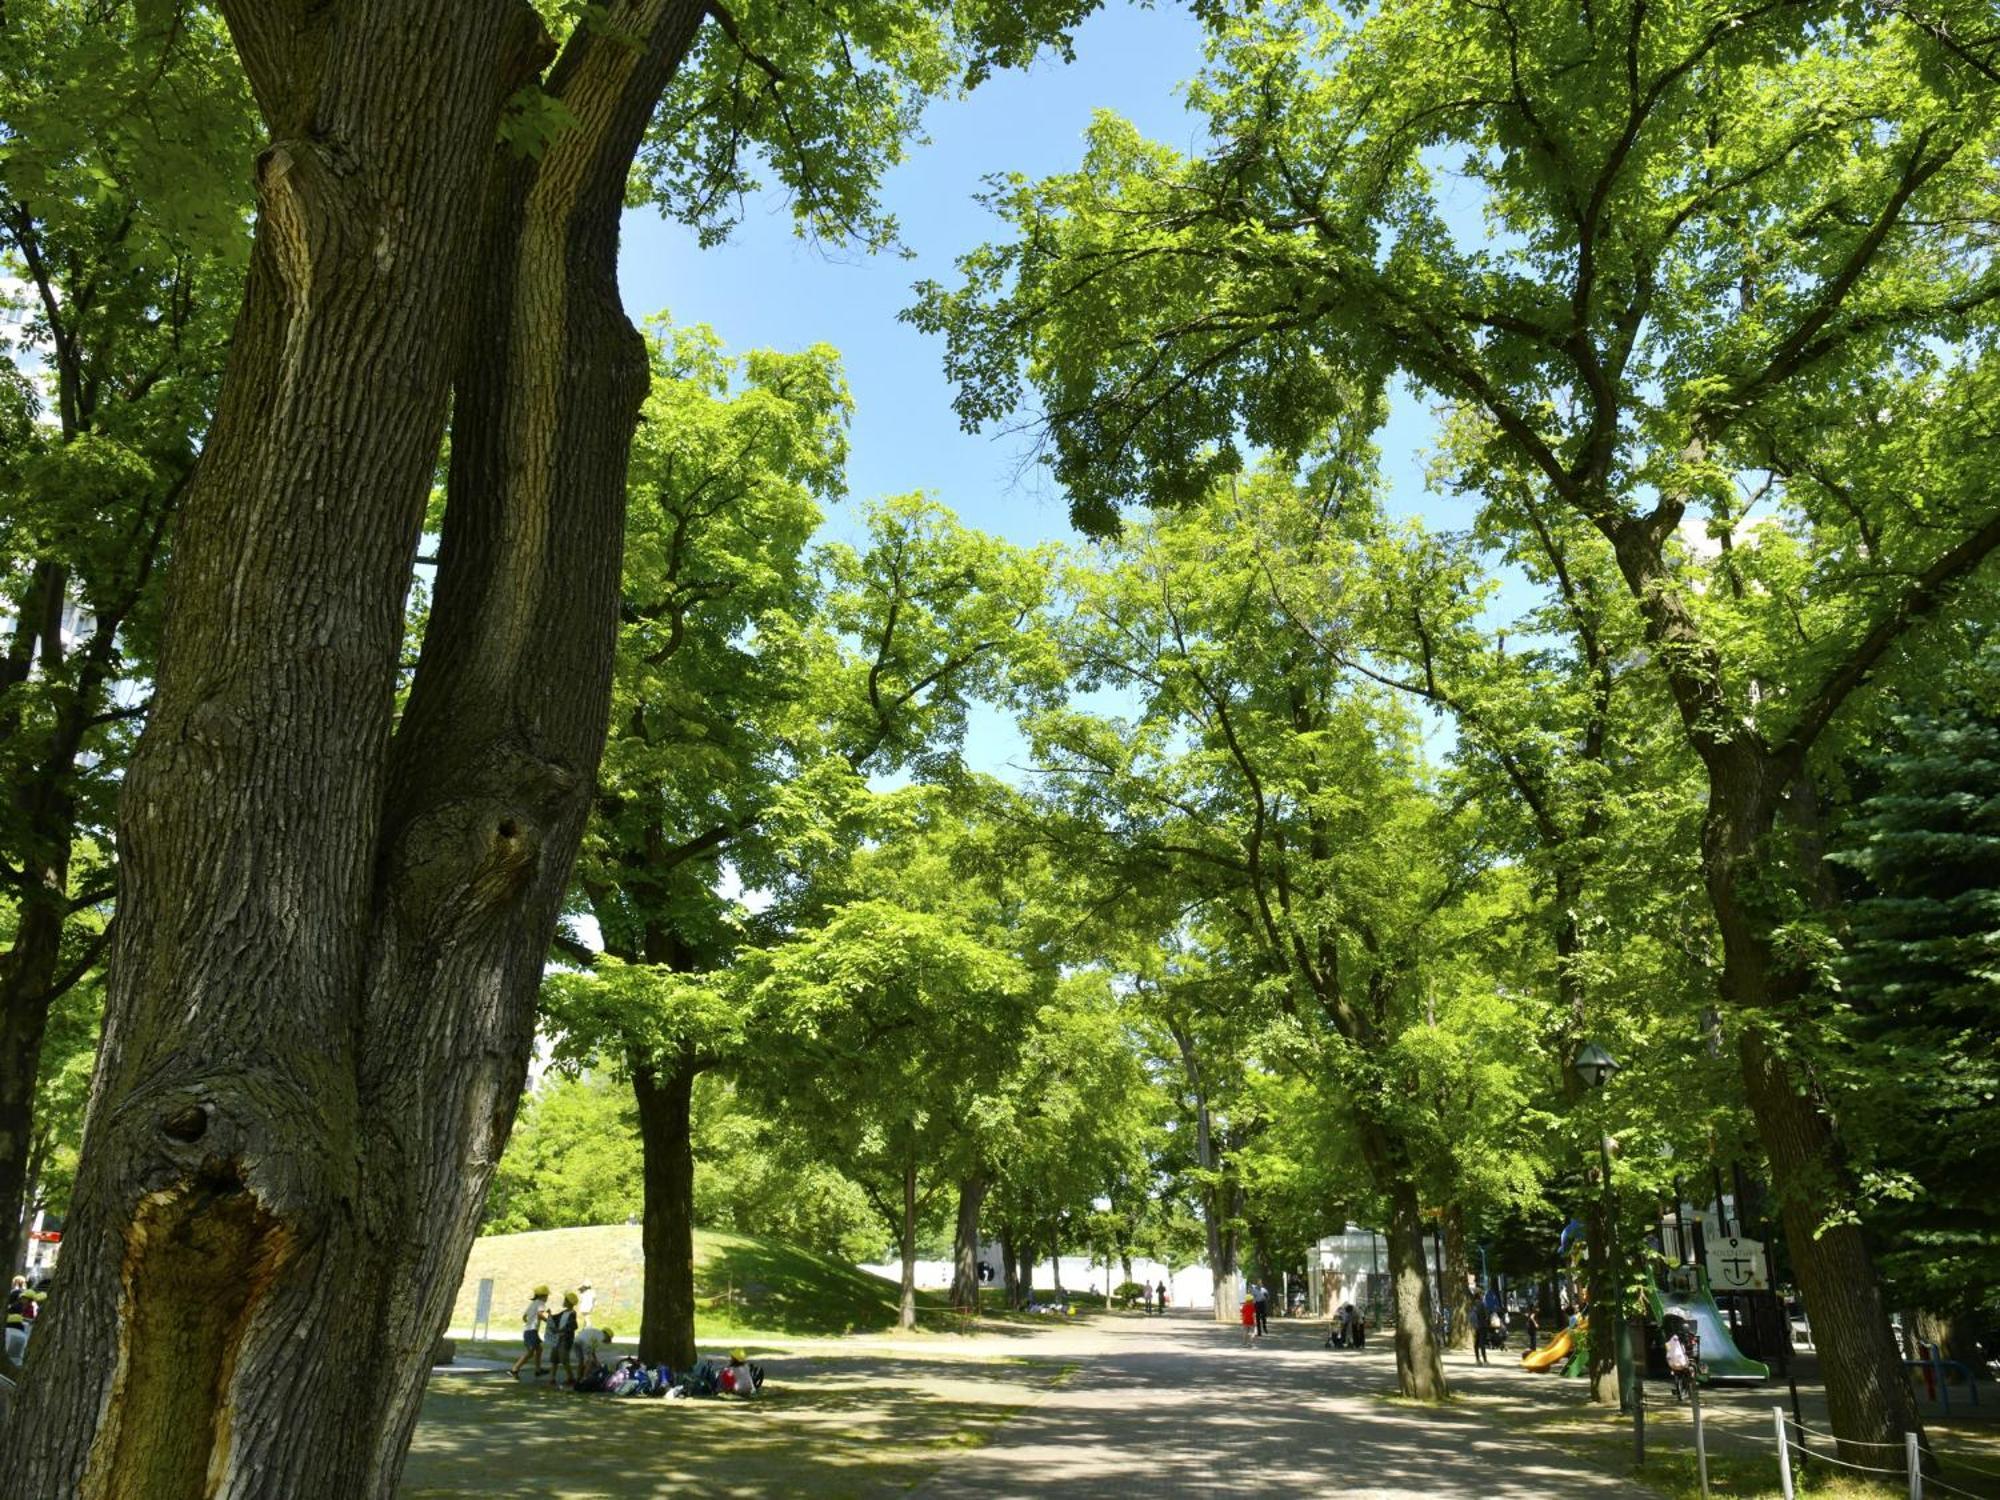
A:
[1520, 1321, 1579, 1372]
[1652, 1266, 1769, 1384]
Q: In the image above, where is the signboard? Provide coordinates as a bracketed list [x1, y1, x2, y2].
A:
[1706, 1235, 1769, 1292]
[472, 1277, 495, 1339]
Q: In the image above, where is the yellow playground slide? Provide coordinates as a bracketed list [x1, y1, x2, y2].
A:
[1520, 1322, 1579, 1372]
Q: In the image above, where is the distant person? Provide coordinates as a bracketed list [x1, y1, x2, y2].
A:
[1157, 1280, 1169, 1313]
[548, 1291, 581, 1387]
[1143, 1282, 1154, 1315]
[509, 1284, 550, 1379]
[1253, 1282, 1270, 1337]
[1523, 1304, 1541, 1350]
[1472, 1308, 1489, 1365]
[576, 1281, 596, 1329]
[1241, 1294, 1259, 1345]
[1352, 1308, 1368, 1349]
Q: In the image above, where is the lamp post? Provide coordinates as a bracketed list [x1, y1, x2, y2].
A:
[1575, 1041, 1643, 1466]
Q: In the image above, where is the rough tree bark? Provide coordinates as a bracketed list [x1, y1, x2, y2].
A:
[1385, 1178, 1450, 1401]
[949, 1171, 989, 1312]
[0, 0, 711, 1490]
[632, 1053, 700, 1369]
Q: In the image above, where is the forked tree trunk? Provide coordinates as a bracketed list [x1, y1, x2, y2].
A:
[0, 0, 711, 1491]
[898, 1156, 919, 1331]
[949, 1172, 988, 1312]
[1385, 1180, 1449, 1401]
[0, 6, 552, 1494]
[632, 1054, 700, 1369]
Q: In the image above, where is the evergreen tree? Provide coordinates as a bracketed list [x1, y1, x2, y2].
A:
[1834, 649, 2000, 1327]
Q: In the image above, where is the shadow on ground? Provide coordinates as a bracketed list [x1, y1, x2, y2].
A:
[400, 1350, 1070, 1499]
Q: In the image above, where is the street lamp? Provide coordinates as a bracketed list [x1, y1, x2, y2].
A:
[1574, 1041, 1619, 1090]
[1576, 1039, 1643, 1465]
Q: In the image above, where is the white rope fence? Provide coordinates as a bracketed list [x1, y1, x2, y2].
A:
[1773, 1408, 2000, 1500]
[1917, 1441, 2000, 1499]
[1773, 1408, 1913, 1499]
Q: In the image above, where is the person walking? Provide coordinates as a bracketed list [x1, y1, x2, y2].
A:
[1472, 1309, 1490, 1365]
[1241, 1294, 1259, 1345]
[1157, 1280, 1169, 1313]
[508, 1284, 550, 1379]
[1142, 1281, 1154, 1315]
[1253, 1281, 1270, 1337]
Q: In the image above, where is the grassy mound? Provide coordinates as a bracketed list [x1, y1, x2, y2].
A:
[451, 1225, 955, 1339]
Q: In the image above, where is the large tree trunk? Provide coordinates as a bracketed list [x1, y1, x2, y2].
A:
[1704, 755, 1924, 1465]
[1583, 1177, 1619, 1404]
[0, 6, 552, 1493]
[0, 0, 712, 1490]
[898, 1155, 919, 1331]
[1385, 1180, 1450, 1401]
[632, 1054, 700, 1368]
[1739, 1025, 1919, 1464]
[949, 1171, 988, 1312]
[1598, 521, 1931, 1462]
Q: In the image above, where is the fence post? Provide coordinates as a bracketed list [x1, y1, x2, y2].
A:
[1774, 1407, 1794, 1500]
[1691, 1377, 1710, 1499]
[1907, 1432, 1923, 1500]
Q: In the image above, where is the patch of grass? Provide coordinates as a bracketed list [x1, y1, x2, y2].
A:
[449, 1225, 965, 1340]
[1635, 1448, 1919, 1500]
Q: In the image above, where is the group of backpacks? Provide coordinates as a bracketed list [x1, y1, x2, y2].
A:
[573, 1356, 765, 1400]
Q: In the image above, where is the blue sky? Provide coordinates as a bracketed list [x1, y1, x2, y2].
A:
[615, 0, 1479, 773]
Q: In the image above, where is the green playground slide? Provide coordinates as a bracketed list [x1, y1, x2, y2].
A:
[1651, 1267, 1769, 1384]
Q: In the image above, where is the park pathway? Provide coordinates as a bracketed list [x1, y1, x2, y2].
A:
[907, 1312, 1649, 1500]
